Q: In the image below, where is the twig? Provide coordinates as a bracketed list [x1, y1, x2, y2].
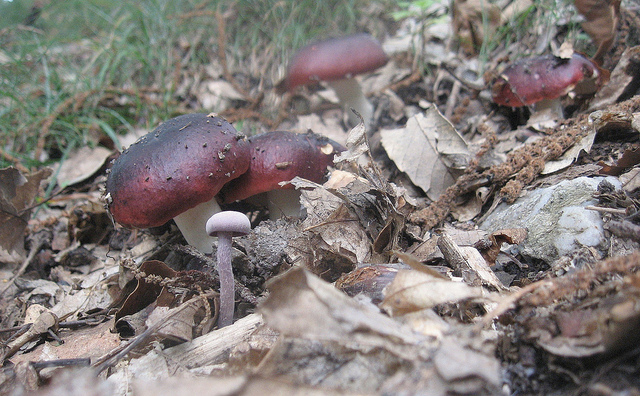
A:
[302, 218, 359, 232]
[93, 292, 214, 374]
[0, 233, 47, 297]
[31, 358, 91, 370]
[0, 149, 29, 173]
[585, 205, 627, 215]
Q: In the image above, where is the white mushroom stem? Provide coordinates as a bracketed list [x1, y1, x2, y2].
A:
[172, 197, 221, 254]
[527, 98, 564, 127]
[327, 78, 373, 128]
[266, 190, 304, 220]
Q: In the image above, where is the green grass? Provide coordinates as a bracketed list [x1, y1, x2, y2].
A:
[0, 0, 391, 170]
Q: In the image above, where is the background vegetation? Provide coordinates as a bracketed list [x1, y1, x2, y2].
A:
[0, 0, 392, 169]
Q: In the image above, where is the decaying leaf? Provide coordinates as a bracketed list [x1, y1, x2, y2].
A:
[380, 106, 470, 201]
[292, 180, 372, 278]
[335, 264, 401, 304]
[590, 46, 640, 110]
[381, 269, 484, 316]
[333, 120, 369, 163]
[56, 146, 112, 187]
[259, 267, 501, 394]
[0, 167, 52, 264]
[290, 164, 403, 280]
[452, 0, 504, 55]
[599, 147, 640, 176]
[500, 250, 640, 359]
[574, 0, 620, 64]
[116, 260, 178, 322]
[478, 228, 528, 264]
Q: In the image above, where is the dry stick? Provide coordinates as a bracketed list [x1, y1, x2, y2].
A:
[93, 292, 214, 374]
[0, 233, 47, 297]
[0, 149, 29, 173]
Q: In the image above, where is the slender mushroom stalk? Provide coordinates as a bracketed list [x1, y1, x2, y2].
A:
[206, 211, 251, 328]
[104, 113, 250, 253]
[284, 33, 388, 128]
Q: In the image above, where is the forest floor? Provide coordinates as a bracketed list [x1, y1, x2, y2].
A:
[1, 1, 640, 395]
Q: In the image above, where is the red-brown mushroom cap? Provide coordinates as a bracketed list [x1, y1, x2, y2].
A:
[220, 131, 345, 203]
[491, 53, 607, 107]
[105, 113, 250, 228]
[284, 33, 388, 92]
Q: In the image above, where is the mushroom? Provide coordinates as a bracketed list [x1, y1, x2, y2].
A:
[491, 52, 607, 119]
[220, 130, 345, 219]
[206, 211, 250, 327]
[105, 113, 250, 254]
[283, 33, 388, 128]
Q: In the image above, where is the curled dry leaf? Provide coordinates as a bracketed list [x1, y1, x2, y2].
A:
[56, 146, 112, 187]
[380, 106, 469, 201]
[290, 166, 403, 280]
[0, 167, 52, 264]
[589, 46, 640, 110]
[452, 0, 504, 55]
[335, 264, 401, 304]
[333, 119, 369, 163]
[502, 251, 640, 358]
[259, 267, 501, 395]
[115, 260, 177, 322]
[381, 269, 484, 316]
[574, 0, 620, 64]
[478, 228, 528, 264]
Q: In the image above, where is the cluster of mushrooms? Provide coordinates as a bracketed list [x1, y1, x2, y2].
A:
[104, 33, 391, 327]
[105, 113, 344, 327]
[104, 33, 608, 328]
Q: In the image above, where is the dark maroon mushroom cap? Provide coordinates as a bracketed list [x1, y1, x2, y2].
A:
[284, 33, 388, 92]
[105, 113, 250, 228]
[491, 53, 606, 107]
[220, 131, 345, 203]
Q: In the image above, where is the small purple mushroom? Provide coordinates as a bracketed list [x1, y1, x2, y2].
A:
[206, 211, 251, 327]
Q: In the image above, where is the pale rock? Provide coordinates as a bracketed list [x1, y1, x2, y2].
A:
[480, 177, 620, 263]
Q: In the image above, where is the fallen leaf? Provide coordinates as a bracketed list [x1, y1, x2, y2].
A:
[599, 147, 640, 176]
[574, 0, 620, 63]
[590, 46, 640, 110]
[380, 107, 470, 200]
[56, 146, 112, 187]
[259, 267, 501, 394]
[0, 167, 52, 264]
[381, 269, 483, 316]
[116, 260, 177, 322]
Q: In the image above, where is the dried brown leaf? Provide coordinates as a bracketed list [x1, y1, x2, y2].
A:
[574, 0, 620, 63]
[0, 167, 52, 264]
[381, 269, 483, 316]
[380, 107, 469, 201]
[56, 146, 112, 187]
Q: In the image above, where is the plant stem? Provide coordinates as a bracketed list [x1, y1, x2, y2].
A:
[216, 233, 235, 327]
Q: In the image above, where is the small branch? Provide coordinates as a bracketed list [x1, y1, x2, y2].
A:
[0, 234, 47, 297]
[585, 205, 627, 215]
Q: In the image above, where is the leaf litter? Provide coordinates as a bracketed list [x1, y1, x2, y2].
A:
[2, 2, 640, 395]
